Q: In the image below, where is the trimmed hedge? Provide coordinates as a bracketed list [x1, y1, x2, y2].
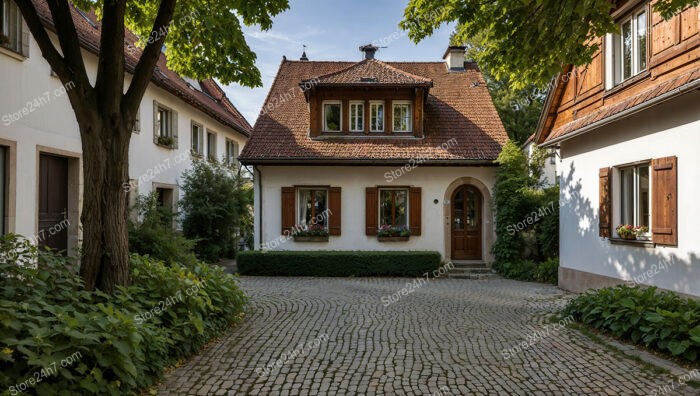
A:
[237, 251, 442, 277]
[492, 258, 559, 285]
[563, 285, 700, 362]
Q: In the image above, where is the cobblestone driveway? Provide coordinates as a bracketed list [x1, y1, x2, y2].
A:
[158, 277, 691, 395]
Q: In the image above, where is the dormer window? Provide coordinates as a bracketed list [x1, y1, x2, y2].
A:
[392, 101, 412, 132]
[370, 101, 384, 132]
[323, 101, 341, 132]
[349, 102, 364, 132]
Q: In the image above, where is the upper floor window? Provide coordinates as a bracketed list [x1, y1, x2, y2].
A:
[1, 0, 22, 53]
[191, 122, 203, 156]
[370, 102, 384, 132]
[323, 101, 341, 132]
[392, 101, 412, 132]
[612, 7, 647, 85]
[206, 130, 216, 161]
[350, 102, 364, 132]
[225, 138, 238, 166]
[153, 101, 177, 148]
[132, 108, 141, 134]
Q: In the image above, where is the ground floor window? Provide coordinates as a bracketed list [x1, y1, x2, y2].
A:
[298, 188, 328, 228]
[379, 188, 407, 227]
[619, 163, 650, 230]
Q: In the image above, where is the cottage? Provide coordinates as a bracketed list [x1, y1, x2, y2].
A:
[240, 45, 508, 262]
[533, 1, 700, 296]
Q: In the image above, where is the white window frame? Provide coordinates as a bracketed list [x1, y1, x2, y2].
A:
[392, 101, 413, 132]
[191, 122, 204, 156]
[132, 108, 141, 134]
[156, 106, 173, 138]
[617, 163, 651, 236]
[297, 188, 329, 229]
[378, 188, 409, 228]
[225, 138, 238, 166]
[349, 101, 364, 132]
[370, 101, 385, 133]
[322, 100, 342, 132]
[206, 130, 217, 161]
[609, 6, 647, 87]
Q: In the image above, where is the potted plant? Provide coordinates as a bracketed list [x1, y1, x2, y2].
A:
[616, 224, 638, 240]
[157, 135, 175, 147]
[377, 225, 410, 241]
[635, 225, 650, 241]
[293, 224, 329, 242]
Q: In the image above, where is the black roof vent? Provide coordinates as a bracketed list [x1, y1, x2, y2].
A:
[360, 77, 378, 83]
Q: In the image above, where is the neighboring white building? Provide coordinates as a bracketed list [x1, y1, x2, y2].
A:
[0, 1, 251, 255]
[534, 2, 700, 297]
[240, 46, 508, 262]
[522, 133, 558, 187]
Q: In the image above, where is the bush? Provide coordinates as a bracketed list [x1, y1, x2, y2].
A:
[128, 192, 198, 267]
[492, 258, 558, 284]
[180, 160, 252, 262]
[237, 251, 442, 277]
[563, 285, 700, 362]
[0, 234, 247, 395]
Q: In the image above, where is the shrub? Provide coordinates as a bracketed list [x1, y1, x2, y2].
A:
[0, 234, 247, 395]
[180, 160, 252, 262]
[128, 192, 198, 267]
[237, 251, 441, 277]
[492, 258, 558, 284]
[563, 285, 700, 362]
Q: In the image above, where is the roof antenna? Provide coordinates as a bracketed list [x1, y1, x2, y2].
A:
[300, 44, 309, 61]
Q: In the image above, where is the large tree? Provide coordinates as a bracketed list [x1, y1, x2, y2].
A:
[402, 0, 697, 89]
[16, 0, 288, 292]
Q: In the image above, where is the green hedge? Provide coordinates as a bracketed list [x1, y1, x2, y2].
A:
[563, 285, 700, 362]
[237, 251, 442, 277]
[0, 234, 247, 395]
[492, 258, 558, 284]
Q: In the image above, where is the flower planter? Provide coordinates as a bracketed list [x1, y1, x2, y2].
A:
[293, 235, 329, 242]
[619, 234, 637, 241]
[378, 236, 409, 242]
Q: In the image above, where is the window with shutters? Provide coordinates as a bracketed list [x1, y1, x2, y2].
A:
[618, 163, 650, 235]
[1, 0, 23, 54]
[298, 188, 328, 229]
[379, 188, 408, 227]
[153, 101, 177, 148]
[191, 122, 204, 156]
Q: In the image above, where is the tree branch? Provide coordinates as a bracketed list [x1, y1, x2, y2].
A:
[14, 1, 68, 80]
[44, 0, 91, 92]
[95, 0, 126, 122]
[122, 0, 177, 117]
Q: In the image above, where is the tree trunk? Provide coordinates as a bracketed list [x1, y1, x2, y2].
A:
[78, 115, 132, 292]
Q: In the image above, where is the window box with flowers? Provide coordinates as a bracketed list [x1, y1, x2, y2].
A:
[377, 225, 411, 241]
[293, 224, 329, 242]
[615, 224, 649, 241]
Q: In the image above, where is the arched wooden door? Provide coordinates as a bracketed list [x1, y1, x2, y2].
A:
[451, 185, 482, 260]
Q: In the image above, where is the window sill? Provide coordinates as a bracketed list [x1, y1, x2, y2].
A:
[604, 70, 650, 98]
[155, 143, 176, 150]
[378, 236, 410, 242]
[0, 45, 26, 61]
[293, 235, 329, 242]
[609, 238, 655, 248]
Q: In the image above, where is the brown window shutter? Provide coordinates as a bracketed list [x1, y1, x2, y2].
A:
[599, 167, 612, 238]
[281, 187, 296, 234]
[328, 187, 342, 235]
[652, 156, 678, 246]
[409, 187, 422, 236]
[365, 187, 378, 235]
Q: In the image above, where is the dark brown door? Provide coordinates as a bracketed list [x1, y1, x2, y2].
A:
[39, 154, 68, 252]
[451, 185, 482, 260]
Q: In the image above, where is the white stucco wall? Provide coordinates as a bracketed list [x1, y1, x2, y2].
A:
[523, 141, 558, 187]
[254, 165, 497, 261]
[0, 30, 247, 243]
[558, 90, 700, 296]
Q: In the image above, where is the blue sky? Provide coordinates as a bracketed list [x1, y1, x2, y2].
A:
[222, 0, 455, 125]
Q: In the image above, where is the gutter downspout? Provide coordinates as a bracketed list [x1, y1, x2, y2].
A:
[542, 78, 700, 147]
[254, 165, 263, 251]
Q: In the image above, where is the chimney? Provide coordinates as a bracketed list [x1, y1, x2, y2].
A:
[359, 44, 379, 60]
[443, 46, 466, 72]
[300, 51, 308, 61]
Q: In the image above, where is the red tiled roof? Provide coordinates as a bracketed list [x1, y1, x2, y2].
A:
[310, 59, 432, 87]
[543, 66, 700, 144]
[241, 60, 507, 164]
[30, 0, 251, 136]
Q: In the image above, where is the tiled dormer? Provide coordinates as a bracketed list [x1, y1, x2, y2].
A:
[302, 46, 432, 138]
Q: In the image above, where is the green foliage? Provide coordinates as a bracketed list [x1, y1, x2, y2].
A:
[402, 0, 696, 89]
[128, 192, 198, 267]
[180, 160, 253, 262]
[0, 234, 247, 395]
[563, 285, 700, 362]
[492, 258, 558, 285]
[237, 251, 442, 277]
[537, 186, 560, 259]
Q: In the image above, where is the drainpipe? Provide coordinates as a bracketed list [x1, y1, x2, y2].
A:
[254, 165, 263, 251]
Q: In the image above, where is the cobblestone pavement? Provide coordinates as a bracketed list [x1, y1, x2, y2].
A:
[158, 277, 694, 395]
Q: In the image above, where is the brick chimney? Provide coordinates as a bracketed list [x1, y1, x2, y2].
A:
[359, 44, 379, 60]
[443, 46, 466, 72]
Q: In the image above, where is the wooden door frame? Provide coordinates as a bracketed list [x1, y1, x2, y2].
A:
[0, 138, 17, 235]
[450, 184, 483, 260]
[35, 146, 82, 257]
[443, 177, 494, 263]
